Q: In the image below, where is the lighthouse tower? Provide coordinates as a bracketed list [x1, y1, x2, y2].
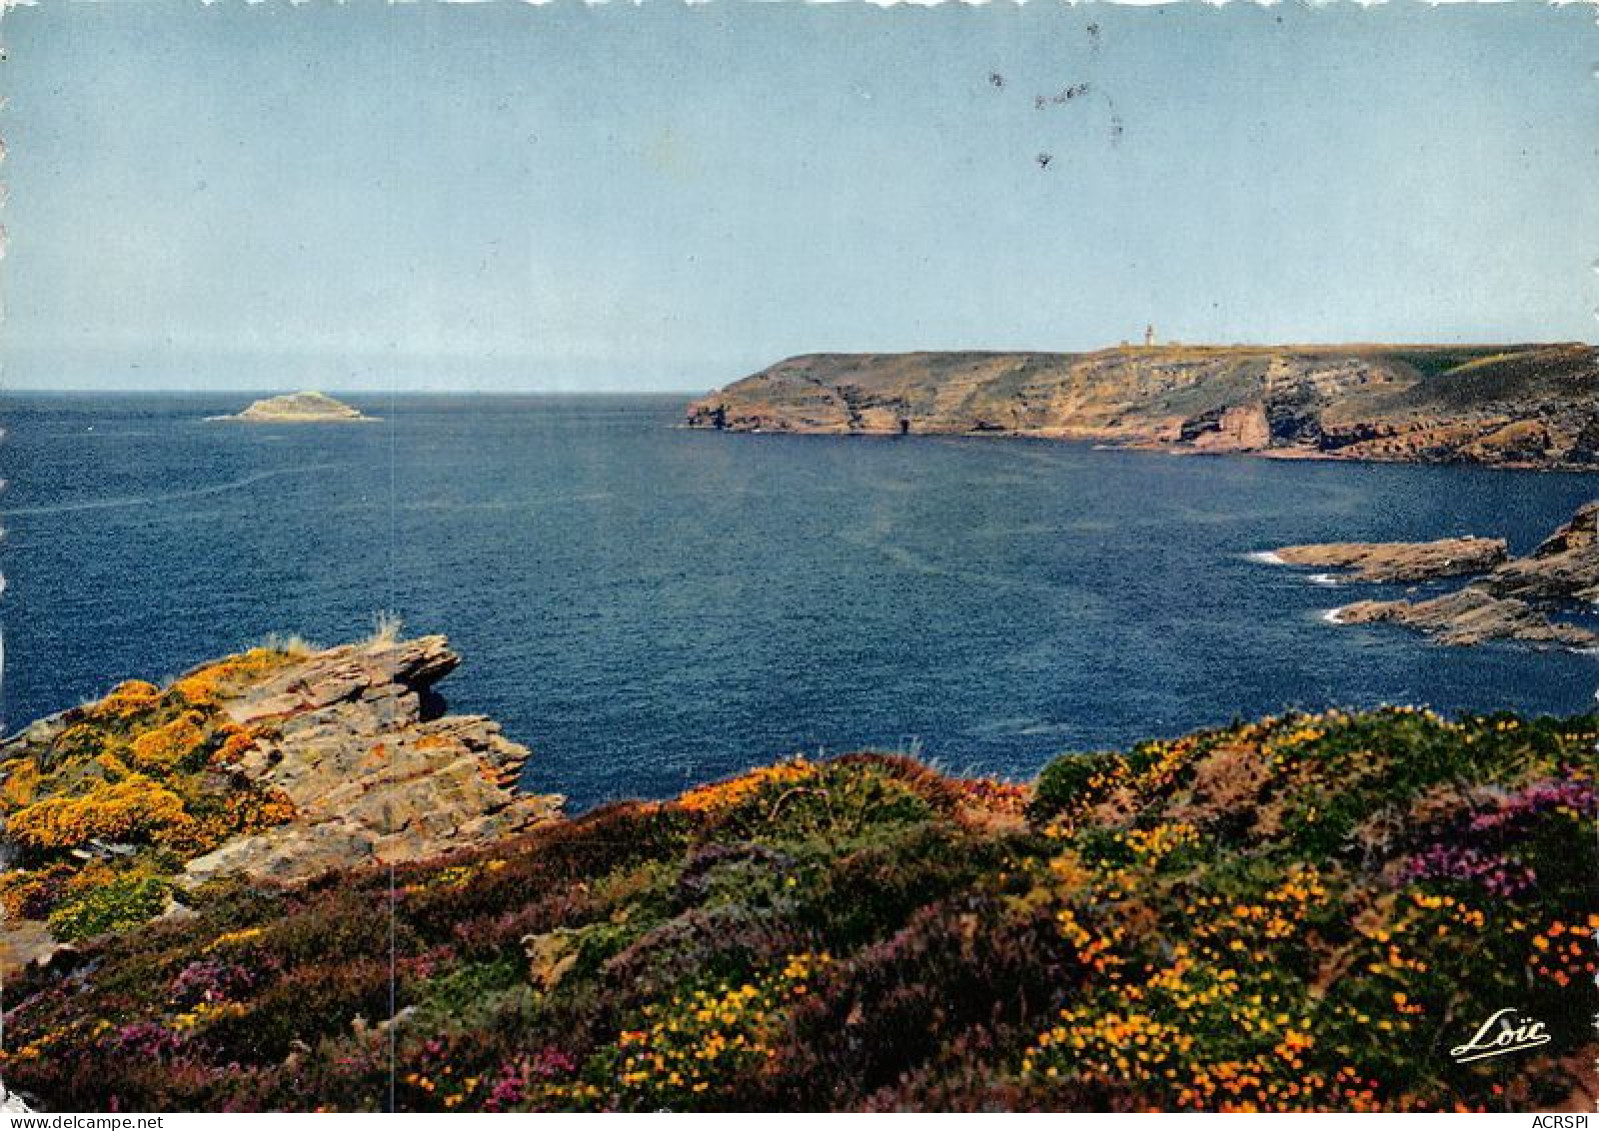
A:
[1144, 324, 1155, 348]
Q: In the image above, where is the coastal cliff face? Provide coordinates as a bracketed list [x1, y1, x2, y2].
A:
[0, 635, 560, 970]
[685, 344, 1599, 468]
[174, 634, 561, 885]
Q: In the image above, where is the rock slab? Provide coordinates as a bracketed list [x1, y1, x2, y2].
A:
[1272, 537, 1509, 583]
[179, 635, 561, 886]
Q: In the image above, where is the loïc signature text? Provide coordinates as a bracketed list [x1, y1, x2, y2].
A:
[1448, 1008, 1551, 1064]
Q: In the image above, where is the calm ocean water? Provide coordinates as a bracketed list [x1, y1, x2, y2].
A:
[5, 392, 1596, 808]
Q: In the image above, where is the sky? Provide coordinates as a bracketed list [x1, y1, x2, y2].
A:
[1, 1, 1595, 393]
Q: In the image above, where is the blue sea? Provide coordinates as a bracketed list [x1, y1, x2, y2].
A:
[4, 392, 1596, 809]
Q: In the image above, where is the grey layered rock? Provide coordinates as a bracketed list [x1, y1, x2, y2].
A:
[0, 635, 560, 980]
[179, 635, 561, 887]
[1481, 500, 1599, 603]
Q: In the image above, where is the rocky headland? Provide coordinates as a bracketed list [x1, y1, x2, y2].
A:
[1271, 502, 1599, 647]
[211, 390, 375, 422]
[0, 633, 560, 973]
[685, 343, 1599, 469]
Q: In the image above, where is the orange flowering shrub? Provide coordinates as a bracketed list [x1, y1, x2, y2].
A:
[952, 776, 1030, 817]
[157, 788, 297, 856]
[210, 725, 260, 768]
[45, 724, 109, 766]
[677, 757, 819, 814]
[0, 862, 75, 919]
[1, 758, 41, 808]
[1527, 915, 1599, 987]
[95, 680, 162, 720]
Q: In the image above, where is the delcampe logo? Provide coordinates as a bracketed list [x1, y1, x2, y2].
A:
[1449, 1008, 1552, 1065]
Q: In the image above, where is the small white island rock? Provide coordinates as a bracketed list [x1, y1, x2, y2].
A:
[209, 390, 377, 422]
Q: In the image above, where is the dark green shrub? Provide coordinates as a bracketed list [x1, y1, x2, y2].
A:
[1029, 751, 1124, 821]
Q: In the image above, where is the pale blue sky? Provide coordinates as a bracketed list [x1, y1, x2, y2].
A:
[3, 2, 1595, 392]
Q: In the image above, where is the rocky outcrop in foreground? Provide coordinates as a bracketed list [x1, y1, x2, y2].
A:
[0, 635, 560, 973]
[177, 635, 560, 886]
[211, 390, 375, 422]
[686, 343, 1599, 469]
[1270, 502, 1599, 647]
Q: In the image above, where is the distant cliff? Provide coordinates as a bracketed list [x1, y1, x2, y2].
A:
[685, 344, 1599, 468]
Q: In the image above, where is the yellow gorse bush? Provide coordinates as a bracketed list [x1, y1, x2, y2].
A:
[129, 711, 209, 771]
[96, 680, 162, 719]
[169, 648, 293, 706]
[7, 774, 191, 850]
[1122, 820, 1200, 865]
[1, 759, 41, 808]
[205, 927, 266, 952]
